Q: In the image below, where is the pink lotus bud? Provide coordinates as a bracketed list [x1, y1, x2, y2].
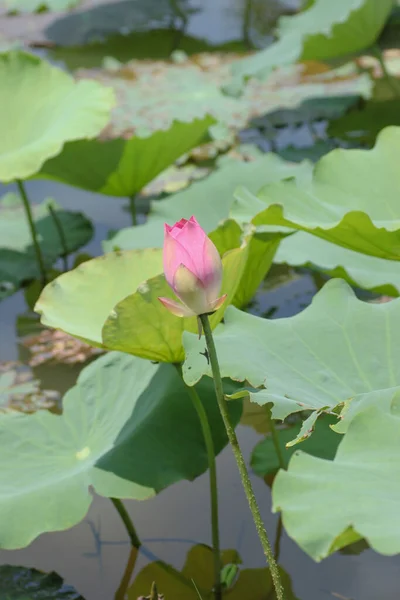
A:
[158, 216, 227, 318]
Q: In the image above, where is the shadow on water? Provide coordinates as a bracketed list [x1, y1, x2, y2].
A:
[2, 1, 400, 599]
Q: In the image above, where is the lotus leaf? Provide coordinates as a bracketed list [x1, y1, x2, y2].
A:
[182, 279, 400, 422]
[0, 351, 241, 549]
[251, 414, 341, 477]
[0, 193, 93, 300]
[129, 544, 299, 600]
[232, 0, 393, 81]
[35, 240, 249, 362]
[35, 248, 163, 347]
[101, 242, 248, 363]
[236, 126, 400, 260]
[37, 117, 214, 197]
[273, 404, 400, 559]
[0, 565, 85, 599]
[0, 51, 114, 182]
[328, 98, 400, 145]
[104, 153, 312, 252]
[276, 231, 400, 296]
[77, 54, 372, 139]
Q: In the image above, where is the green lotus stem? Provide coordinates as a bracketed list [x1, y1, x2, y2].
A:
[175, 364, 222, 600]
[47, 202, 69, 272]
[274, 516, 283, 562]
[110, 498, 141, 549]
[199, 314, 286, 600]
[267, 411, 286, 471]
[16, 179, 47, 286]
[115, 546, 139, 600]
[129, 194, 138, 226]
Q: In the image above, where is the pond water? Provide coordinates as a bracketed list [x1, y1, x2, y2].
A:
[1, 1, 400, 599]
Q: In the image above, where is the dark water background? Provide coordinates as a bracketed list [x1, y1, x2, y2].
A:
[1, 1, 400, 598]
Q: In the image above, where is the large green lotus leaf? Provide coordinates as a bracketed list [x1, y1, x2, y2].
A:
[182, 279, 400, 421]
[236, 126, 400, 260]
[328, 99, 400, 146]
[36, 117, 214, 197]
[0, 565, 85, 599]
[0, 51, 114, 182]
[208, 219, 284, 309]
[231, 229, 283, 308]
[273, 405, 400, 560]
[129, 544, 298, 600]
[232, 0, 393, 80]
[104, 154, 312, 252]
[102, 244, 248, 363]
[0, 193, 93, 300]
[0, 351, 242, 549]
[35, 248, 163, 347]
[275, 231, 400, 296]
[251, 414, 341, 478]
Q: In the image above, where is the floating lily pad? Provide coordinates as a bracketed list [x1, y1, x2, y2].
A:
[104, 153, 312, 252]
[0, 565, 85, 599]
[236, 126, 400, 260]
[37, 117, 214, 197]
[273, 404, 400, 560]
[0, 51, 114, 182]
[182, 279, 400, 422]
[78, 54, 372, 140]
[0, 193, 93, 300]
[275, 231, 400, 296]
[0, 351, 241, 549]
[129, 544, 299, 600]
[232, 0, 393, 81]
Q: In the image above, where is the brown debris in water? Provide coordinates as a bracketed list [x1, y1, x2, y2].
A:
[22, 328, 104, 367]
[0, 361, 60, 413]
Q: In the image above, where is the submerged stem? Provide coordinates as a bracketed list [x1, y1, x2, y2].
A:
[129, 194, 138, 226]
[267, 410, 286, 471]
[16, 179, 47, 286]
[199, 314, 286, 600]
[110, 498, 141, 549]
[47, 201, 69, 271]
[175, 364, 222, 600]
